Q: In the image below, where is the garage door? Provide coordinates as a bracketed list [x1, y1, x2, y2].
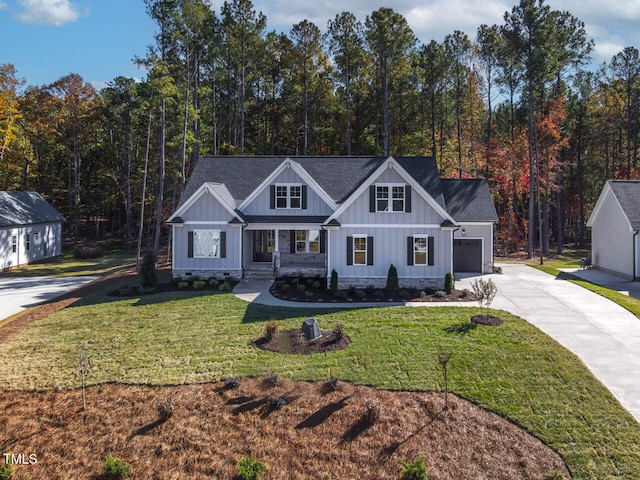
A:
[454, 239, 482, 272]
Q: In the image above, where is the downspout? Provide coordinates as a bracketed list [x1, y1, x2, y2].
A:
[634, 230, 639, 281]
[321, 225, 330, 284]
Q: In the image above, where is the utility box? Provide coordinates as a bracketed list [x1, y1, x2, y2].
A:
[302, 318, 321, 341]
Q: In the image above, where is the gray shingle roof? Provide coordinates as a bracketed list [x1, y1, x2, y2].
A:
[179, 156, 496, 222]
[0, 191, 64, 227]
[608, 180, 640, 230]
[441, 179, 498, 223]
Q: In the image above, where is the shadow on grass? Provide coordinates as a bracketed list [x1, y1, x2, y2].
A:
[295, 395, 352, 429]
[443, 322, 477, 334]
[240, 301, 348, 324]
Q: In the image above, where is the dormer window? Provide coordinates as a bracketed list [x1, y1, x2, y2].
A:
[375, 184, 405, 212]
[273, 183, 305, 209]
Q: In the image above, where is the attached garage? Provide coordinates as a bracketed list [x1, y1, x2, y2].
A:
[454, 238, 483, 273]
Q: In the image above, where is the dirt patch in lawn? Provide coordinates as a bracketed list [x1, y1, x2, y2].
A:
[0, 378, 569, 480]
[255, 328, 351, 354]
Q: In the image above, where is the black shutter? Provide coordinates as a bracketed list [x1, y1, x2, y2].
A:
[405, 185, 412, 213]
[428, 236, 434, 266]
[270, 185, 276, 209]
[188, 232, 194, 258]
[290, 230, 296, 253]
[220, 231, 226, 258]
[367, 236, 374, 265]
[346, 236, 353, 265]
[407, 236, 414, 265]
[302, 185, 308, 209]
[369, 185, 376, 212]
[320, 230, 326, 253]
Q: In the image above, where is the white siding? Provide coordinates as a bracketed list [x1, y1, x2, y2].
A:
[0, 223, 62, 270]
[336, 168, 445, 225]
[591, 189, 634, 278]
[172, 191, 242, 278]
[242, 168, 334, 216]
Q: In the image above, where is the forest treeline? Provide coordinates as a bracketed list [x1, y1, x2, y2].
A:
[1, 0, 639, 259]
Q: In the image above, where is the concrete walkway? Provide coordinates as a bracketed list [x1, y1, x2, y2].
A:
[0, 275, 99, 322]
[233, 264, 640, 422]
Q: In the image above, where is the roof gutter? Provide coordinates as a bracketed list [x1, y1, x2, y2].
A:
[634, 230, 639, 281]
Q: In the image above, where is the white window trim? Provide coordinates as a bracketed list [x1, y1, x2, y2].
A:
[295, 229, 320, 253]
[353, 234, 367, 265]
[193, 229, 221, 258]
[11, 235, 17, 253]
[25, 232, 31, 251]
[413, 234, 428, 265]
[275, 183, 302, 210]
[375, 183, 405, 212]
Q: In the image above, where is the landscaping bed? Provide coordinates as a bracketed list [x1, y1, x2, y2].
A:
[0, 378, 570, 480]
[270, 276, 474, 303]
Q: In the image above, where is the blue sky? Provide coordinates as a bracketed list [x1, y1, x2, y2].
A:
[1, 0, 639, 90]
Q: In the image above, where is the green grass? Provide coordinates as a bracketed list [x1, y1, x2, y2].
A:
[0, 248, 136, 278]
[533, 265, 640, 319]
[1, 288, 639, 478]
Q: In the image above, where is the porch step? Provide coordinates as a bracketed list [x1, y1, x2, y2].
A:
[243, 269, 275, 282]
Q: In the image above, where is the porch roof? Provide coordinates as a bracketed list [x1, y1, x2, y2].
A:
[243, 215, 328, 224]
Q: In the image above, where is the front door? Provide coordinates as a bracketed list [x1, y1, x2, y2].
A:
[253, 230, 275, 263]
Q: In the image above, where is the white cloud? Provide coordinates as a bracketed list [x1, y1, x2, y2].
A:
[0, 2, 7, 10]
[17, 0, 87, 26]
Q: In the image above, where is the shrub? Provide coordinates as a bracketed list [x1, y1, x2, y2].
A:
[297, 284, 306, 293]
[434, 290, 446, 298]
[267, 395, 287, 410]
[140, 251, 157, 290]
[304, 290, 314, 298]
[332, 323, 345, 341]
[236, 455, 267, 480]
[192, 280, 206, 290]
[493, 265, 503, 274]
[223, 377, 240, 389]
[157, 396, 174, 421]
[312, 280, 321, 289]
[281, 283, 290, 293]
[218, 282, 231, 292]
[330, 269, 339, 294]
[73, 245, 103, 259]
[460, 288, 470, 298]
[333, 290, 348, 300]
[399, 457, 428, 480]
[177, 281, 189, 290]
[264, 321, 279, 341]
[305, 278, 314, 288]
[103, 454, 130, 479]
[444, 272, 454, 294]
[208, 278, 220, 288]
[326, 375, 339, 391]
[264, 371, 278, 386]
[363, 398, 380, 424]
[0, 459, 12, 480]
[386, 264, 399, 292]
[353, 289, 367, 299]
[398, 289, 410, 299]
[373, 289, 386, 299]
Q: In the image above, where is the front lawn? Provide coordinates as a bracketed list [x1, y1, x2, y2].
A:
[0, 289, 639, 478]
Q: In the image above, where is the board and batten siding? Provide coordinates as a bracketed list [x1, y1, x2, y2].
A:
[241, 167, 334, 216]
[591, 188, 635, 278]
[336, 168, 444, 225]
[328, 227, 451, 289]
[172, 190, 242, 279]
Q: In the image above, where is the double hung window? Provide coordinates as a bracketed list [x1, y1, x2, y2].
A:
[375, 184, 405, 212]
[193, 230, 221, 258]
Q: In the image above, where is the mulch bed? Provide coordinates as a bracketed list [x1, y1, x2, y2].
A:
[0, 378, 571, 479]
[255, 328, 351, 354]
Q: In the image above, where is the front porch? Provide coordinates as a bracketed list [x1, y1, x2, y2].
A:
[243, 228, 327, 280]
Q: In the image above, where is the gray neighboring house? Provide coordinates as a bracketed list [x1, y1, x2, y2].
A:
[0, 191, 65, 270]
[587, 180, 640, 280]
[167, 156, 498, 289]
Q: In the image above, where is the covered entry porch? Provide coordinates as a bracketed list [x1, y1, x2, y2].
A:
[243, 219, 327, 279]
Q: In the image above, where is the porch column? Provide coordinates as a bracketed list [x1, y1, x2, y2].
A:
[274, 228, 279, 252]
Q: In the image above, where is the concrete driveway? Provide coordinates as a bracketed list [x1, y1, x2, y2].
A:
[0, 275, 99, 322]
[456, 264, 640, 422]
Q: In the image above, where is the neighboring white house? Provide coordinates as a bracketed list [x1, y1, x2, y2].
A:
[0, 191, 65, 270]
[587, 180, 640, 280]
[167, 156, 498, 289]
